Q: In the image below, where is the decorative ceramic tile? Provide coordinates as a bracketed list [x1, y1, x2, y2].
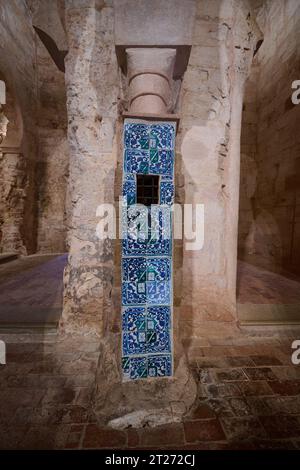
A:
[147, 206, 172, 256]
[122, 306, 171, 358]
[150, 124, 175, 150]
[124, 149, 149, 174]
[123, 321, 170, 356]
[122, 356, 148, 380]
[122, 354, 172, 380]
[124, 123, 150, 150]
[160, 181, 174, 205]
[146, 328, 171, 354]
[146, 258, 171, 281]
[147, 238, 171, 256]
[148, 355, 172, 378]
[122, 258, 147, 305]
[127, 205, 149, 239]
[122, 204, 148, 255]
[123, 179, 136, 205]
[122, 257, 146, 283]
[149, 206, 172, 239]
[122, 236, 148, 256]
[146, 281, 171, 305]
[122, 206, 172, 256]
[149, 149, 173, 176]
[122, 281, 146, 305]
[147, 306, 171, 331]
[121, 120, 176, 380]
[122, 306, 146, 332]
[123, 331, 146, 355]
[124, 174, 136, 181]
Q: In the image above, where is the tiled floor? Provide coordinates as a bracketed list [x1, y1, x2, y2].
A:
[1, 330, 300, 449]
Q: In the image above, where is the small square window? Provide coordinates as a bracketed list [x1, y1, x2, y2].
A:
[136, 174, 159, 206]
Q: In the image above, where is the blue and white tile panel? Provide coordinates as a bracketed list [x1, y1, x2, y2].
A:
[121, 120, 176, 380]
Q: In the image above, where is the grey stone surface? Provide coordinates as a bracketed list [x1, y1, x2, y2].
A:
[114, 0, 196, 46]
[0, 254, 66, 328]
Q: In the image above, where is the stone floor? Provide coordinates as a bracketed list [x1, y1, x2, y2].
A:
[0, 254, 66, 328]
[0, 256, 299, 331]
[237, 261, 300, 304]
[1, 329, 300, 450]
[237, 261, 300, 324]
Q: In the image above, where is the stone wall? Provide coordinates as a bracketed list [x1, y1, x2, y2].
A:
[239, 0, 300, 274]
[25, 0, 69, 254]
[0, 0, 38, 254]
[0, 0, 69, 255]
[238, 61, 258, 262]
[35, 18, 69, 253]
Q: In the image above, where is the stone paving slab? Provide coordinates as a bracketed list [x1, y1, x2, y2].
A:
[0, 255, 67, 328]
[0, 330, 299, 449]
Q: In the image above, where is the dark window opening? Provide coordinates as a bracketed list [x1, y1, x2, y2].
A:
[136, 174, 159, 206]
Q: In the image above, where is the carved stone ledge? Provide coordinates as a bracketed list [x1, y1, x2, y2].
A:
[122, 111, 180, 128]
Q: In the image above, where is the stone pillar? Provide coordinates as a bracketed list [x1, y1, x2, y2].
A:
[178, 0, 262, 340]
[59, 0, 120, 336]
[93, 46, 197, 428]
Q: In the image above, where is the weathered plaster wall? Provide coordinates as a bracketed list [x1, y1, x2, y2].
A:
[0, 0, 38, 254]
[239, 0, 300, 274]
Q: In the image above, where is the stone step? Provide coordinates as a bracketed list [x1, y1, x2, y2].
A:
[0, 253, 19, 265]
[0, 322, 58, 334]
[0, 306, 61, 329]
[238, 302, 300, 325]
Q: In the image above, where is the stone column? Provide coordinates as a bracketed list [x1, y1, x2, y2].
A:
[60, 0, 120, 336]
[93, 47, 197, 428]
[178, 0, 262, 340]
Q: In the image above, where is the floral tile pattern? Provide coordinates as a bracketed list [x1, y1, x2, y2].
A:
[122, 306, 171, 356]
[121, 120, 176, 380]
[122, 206, 172, 256]
[122, 354, 172, 380]
[122, 179, 136, 205]
[160, 181, 174, 205]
